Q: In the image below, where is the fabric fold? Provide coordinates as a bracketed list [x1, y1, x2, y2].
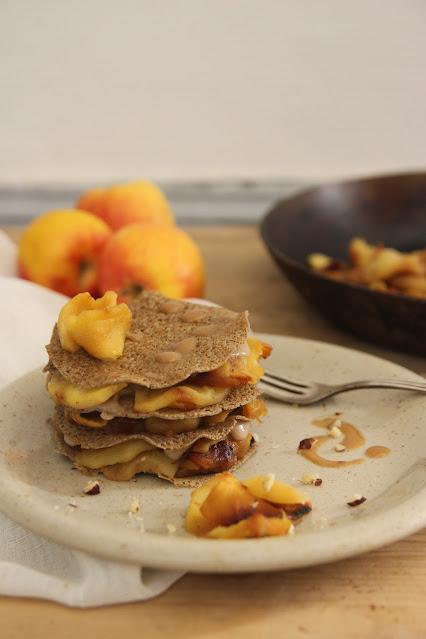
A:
[0, 236, 184, 607]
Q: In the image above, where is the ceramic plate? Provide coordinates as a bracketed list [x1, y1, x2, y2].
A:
[0, 335, 425, 572]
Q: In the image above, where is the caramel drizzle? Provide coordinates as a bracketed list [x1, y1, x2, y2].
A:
[299, 417, 365, 468]
[365, 446, 390, 458]
[312, 417, 366, 450]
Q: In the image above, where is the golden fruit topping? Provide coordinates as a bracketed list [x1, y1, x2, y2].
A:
[57, 291, 132, 360]
[185, 472, 307, 539]
[134, 385, 227, 412]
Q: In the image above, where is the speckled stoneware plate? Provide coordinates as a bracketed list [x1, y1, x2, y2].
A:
[0, 334, 425, 572]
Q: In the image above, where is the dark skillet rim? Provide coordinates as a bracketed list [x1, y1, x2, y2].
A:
[260, 173, 426, 308]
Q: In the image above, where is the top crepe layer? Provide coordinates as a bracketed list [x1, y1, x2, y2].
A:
[46, 291, 250, 390]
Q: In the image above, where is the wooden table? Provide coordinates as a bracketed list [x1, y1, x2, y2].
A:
[2, 226, 426, 639]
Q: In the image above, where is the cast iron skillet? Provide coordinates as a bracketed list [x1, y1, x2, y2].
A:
[260, 172, 426, 355]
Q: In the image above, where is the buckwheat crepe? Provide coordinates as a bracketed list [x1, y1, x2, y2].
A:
[46, 290, 267, 483]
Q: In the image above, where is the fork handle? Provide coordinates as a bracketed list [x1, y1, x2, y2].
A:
[333, 379, 426, 396]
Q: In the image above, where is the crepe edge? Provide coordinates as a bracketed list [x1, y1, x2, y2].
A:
[54, 405, 249, 449]
[54, 421, 257, 487]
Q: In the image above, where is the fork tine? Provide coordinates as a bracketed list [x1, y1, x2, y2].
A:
[262, 371, 309, 389]
[260, 377, 305, 395]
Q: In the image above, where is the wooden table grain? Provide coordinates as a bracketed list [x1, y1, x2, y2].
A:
[2, 225, 425, 639]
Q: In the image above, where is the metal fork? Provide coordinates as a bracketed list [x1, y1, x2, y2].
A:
[259, 371, 426, 406]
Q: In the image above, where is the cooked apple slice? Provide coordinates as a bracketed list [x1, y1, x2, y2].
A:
[349, 238, 378, 268]
[234, 433, 252, 460]
[103, 450, 179, 481]
[203, 410, 231, 427]
[47, 374, 126, 409]
[253, 499, 285, 518]
[193, 338, 272, 387]
[208, 513, 292, 539]
[241, 399, 267, 421]
[243, 475, 310, 507]
[185, 475, 223, 536]
[134, 385, 227, 412]
[190, 438, 213, 453]
[194, 357, 254, 387]
[75, 439, 155, 469]
[200, 472, 257, 527]
[185, 472, 304, 538]
[185, 440, 238, 474]
[144, 416, 200, 434]
[71, 411, 108, 429]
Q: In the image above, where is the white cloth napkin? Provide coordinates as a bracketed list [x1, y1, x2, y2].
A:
[0, 232, 183, 606]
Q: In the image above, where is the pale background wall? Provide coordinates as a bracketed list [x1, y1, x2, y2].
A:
[1, 0, 425, 188]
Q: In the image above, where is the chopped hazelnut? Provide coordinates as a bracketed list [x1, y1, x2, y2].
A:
[298, 437, 315, 451]
[334, 443, 346, 452]
[347, 495, 367, 507]
[301, 473, 322, 486]
[329, 425, 342, 438]
[129, 499, 140, 514]
[263, 473, 275, 492]
[83, 480, 101, 495]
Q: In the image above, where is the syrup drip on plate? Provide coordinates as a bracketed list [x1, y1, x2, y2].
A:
[365, 446, 391, 458]
[299, 416, 365, 468]
[298, 415, 391, 468]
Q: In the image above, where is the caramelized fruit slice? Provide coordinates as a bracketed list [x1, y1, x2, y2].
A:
[103, 450, 178, 481]
[208, 513, 292, 539]
[193, 338, 272, 387]
[200, 473, 257, 528]
[47, 374, 126, 409]
[241, 398, 267, 421]
[71, 412, 108, 428]
[185, 475, 223, 536]
[242, 476, 311, 511]
[181, 440, 238, 476]
[74, 439, 154, 469]
[134, 385, 227, 412]
[185, 472, 310, 539]
[203, 410, 231, 427]
[144, 416, 200, 434]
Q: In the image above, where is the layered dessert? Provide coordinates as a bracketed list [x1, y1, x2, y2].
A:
[45, 290, 271, 485]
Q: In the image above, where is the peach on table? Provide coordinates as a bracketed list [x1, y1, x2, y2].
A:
[18, 209, 111, 297]
[77, 180, 174, 231]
